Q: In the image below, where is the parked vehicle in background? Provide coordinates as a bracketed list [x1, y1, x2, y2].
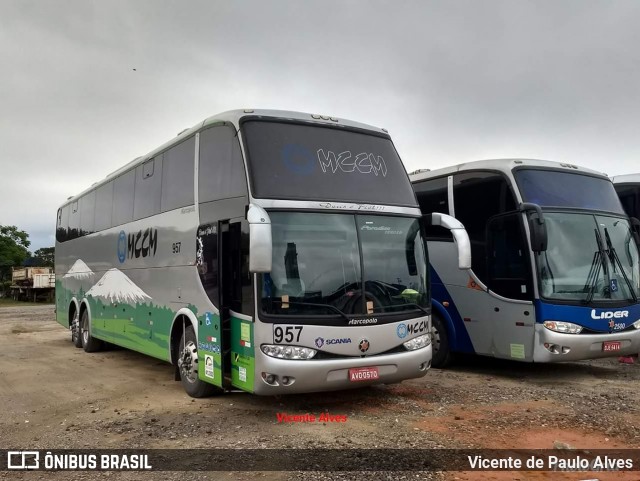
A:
[55, 109, 470, 397]
[410, 159, 640, 367]
[613, 174, 640, 221]
[612, 173, 640, 364]
[10, 267, 55, 302]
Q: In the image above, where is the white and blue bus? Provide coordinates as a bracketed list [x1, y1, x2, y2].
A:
[55, 109, 472, 396]
[411, 159, 640, 367]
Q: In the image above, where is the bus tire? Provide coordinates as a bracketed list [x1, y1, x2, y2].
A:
[177, 325, 216, 398]
[71, 310, 83, 348]
[431, 313, 452, 368]
[81, 309, 103, 353]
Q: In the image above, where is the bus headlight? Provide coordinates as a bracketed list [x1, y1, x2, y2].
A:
[403, 334, 431, 351]
[543, 321, 583, 334]
[633, 319, 640, 330]
[261, 345, 317, 360]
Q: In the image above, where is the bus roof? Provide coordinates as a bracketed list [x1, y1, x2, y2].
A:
[611, 173, 640, 185]
[60, 109, 389, 208]
[408, 158, 608, 183]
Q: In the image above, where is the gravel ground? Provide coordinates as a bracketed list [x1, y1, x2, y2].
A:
[1, 304, 639, 481]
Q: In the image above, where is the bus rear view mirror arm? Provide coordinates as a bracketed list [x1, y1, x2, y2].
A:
[519, 202, 548, 252]
[247, 204, 272, 273]
[425, 212, 472, 270]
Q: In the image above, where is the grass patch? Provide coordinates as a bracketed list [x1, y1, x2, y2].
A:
[0, 298, 54, 308]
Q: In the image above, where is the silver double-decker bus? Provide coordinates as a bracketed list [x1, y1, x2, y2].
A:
[55, 110, 467, 396]
[411, 159, 640, 367]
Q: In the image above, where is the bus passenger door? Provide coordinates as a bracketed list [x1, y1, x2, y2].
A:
[486, 212, 535, 360]
[219, 219, 255, 392]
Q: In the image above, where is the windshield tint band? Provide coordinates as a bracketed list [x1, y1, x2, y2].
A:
[260, 212, 430, 323]
[514, 168, 625, 214]
[241, 120, 418, 206]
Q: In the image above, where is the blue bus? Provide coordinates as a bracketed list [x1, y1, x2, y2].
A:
[411, 159, 640, 367]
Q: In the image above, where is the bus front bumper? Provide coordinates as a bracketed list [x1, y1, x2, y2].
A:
[533, 324, 640, 362]
[252, 345, 431, 395]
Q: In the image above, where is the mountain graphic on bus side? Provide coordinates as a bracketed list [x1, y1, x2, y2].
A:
[86, 268, 151, 304]
[63, 259, 94, 280]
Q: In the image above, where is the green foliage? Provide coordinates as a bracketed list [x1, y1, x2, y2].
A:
[0, 225, 31, 282]
[33, 247, 54, 267]
[1, 280, 11, 297]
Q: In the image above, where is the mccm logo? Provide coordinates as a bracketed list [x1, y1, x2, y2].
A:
[396, 323, 408, 339]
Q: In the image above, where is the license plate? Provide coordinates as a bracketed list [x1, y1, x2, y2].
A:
[349, 366, 379, 382]
[603, 341, 621, 352]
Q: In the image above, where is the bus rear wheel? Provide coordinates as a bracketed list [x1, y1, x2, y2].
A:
[81, 310, 103, 353]
[177, 325, 217, 398]
[431, 313, 452, 368]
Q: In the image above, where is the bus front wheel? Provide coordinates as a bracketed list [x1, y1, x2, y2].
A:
[431, 314, 452, 368]
[177, 325, 217, 398]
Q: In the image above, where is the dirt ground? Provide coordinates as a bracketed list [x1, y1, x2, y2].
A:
[1, 304, 639, 481]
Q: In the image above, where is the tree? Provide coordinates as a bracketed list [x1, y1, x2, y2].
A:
[33, 247, 54, 267]
[0, 225, 31, 282]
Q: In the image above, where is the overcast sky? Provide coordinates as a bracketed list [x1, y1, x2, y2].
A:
[2, 0, 640, 251]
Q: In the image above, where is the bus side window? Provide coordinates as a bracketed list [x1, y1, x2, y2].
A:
[134, 157, 163, 220]
[162, 137, 195, 212]
[453, 172, 517, 284]
[79, 190, 96, 237]
[414, 177, 453, 241]
[68, 200, 80, 241]
[199, 126, 247, 203]
[112, 169, 135, 226]
[95, 181, 114, 231]
[56, 205, 70, 242]
[197, 223, 219, 306]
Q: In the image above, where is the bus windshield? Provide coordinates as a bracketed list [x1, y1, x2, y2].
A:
[242, 120, 418, 206]
[261, 212, 429, 319]
[536, 212, 640, 303]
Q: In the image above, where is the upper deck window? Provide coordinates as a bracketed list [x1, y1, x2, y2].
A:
[515, 169, 625, 214]
[241, 120, 417, 206]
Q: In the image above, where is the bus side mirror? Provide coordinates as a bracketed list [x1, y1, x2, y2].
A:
[247, 204, 272, 273]
[424, 213, 471, 270]
[520, 203, 547, 252]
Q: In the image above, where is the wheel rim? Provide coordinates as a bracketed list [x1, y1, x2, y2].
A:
[178, 341, 198, 384]
[81, 319, 89, 345]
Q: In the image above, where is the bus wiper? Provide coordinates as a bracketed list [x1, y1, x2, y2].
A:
[271, 299, 351, 321]
[604, 228, 638, 303]
[582, 228, 606, 305]
[372, 303, 430, 316]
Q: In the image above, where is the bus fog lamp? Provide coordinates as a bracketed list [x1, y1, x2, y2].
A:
[543, 320, 583, 334]
[403, 334, 431, 351]
[261, 344, 317, 360]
